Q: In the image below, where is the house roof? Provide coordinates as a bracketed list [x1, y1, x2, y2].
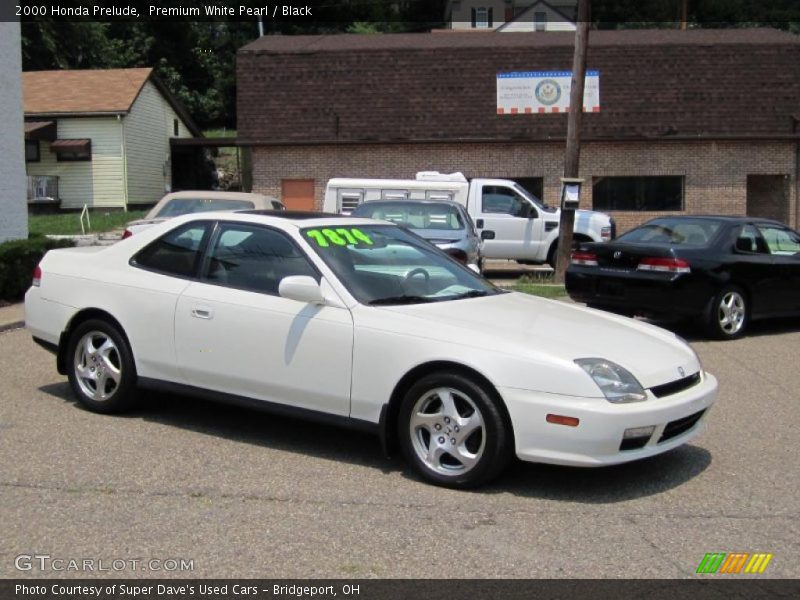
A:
[22, 68, 201, 136]
[237, 28, 800, 145]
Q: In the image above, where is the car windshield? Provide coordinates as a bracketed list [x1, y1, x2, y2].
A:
[352, 202, 465, 231]
[303, 224, 502, 305]
[617, 218, 722, 246]
[156, 198, 255, 218]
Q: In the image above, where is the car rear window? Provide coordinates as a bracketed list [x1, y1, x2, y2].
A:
[617, 218, 721, 246]
[352, 202, 465, 231]
[156, 198, 255, 217]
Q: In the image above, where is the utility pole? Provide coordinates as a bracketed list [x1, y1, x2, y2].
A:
[554, 0, 590, 283]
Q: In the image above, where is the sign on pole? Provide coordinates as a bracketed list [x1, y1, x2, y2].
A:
[496, 70, 600, 115]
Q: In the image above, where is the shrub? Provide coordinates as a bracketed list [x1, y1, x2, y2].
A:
[0, 236, 75, 301]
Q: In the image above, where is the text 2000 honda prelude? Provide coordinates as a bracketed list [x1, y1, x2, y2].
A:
[25, 211, 717, 488]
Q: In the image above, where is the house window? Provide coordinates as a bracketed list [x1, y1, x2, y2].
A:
[472, 7, 492, 28]
[173, 119, 180, 136]
[25, 140, 40, 162]
[52, 139, 92, 162]
[592, 176, 684, 211]
[534, 11, 547, 31]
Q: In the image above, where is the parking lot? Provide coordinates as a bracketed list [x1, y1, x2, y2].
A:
[1, 311, 799, 579]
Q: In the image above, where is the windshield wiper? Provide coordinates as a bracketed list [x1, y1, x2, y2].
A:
[368, 295, 436, 306]
[449, 290, 491, 300]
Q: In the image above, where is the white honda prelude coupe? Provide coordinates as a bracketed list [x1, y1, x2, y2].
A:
[25, 211, 718, 488]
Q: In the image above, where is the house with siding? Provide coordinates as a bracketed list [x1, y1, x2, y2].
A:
[446, 0, 577, 31]
[237, 29, 800, 232]
[23, 68, 199, 210]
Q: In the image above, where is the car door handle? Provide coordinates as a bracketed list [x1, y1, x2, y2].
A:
[191, 307, 214, 320]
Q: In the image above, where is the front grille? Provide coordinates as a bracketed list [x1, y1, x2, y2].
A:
[658, 410, 706, 443]
[650, 372, 701, 398]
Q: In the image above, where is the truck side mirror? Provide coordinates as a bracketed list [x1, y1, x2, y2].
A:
[517, 203, 534, 219]
[481, 230, 496, 240]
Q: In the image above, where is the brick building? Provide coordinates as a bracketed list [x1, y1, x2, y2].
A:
[237, 29, 800, 232]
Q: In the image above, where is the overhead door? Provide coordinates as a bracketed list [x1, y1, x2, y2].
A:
[281, 179, 315, 211]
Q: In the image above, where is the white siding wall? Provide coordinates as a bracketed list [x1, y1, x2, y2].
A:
[123, 80, 192, 206]
[0, 22, 27, 241]
[27, 117, 125, 209]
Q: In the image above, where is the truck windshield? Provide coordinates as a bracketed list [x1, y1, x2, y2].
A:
[511, 183, 555, 212]
[302, 224, 502, 305]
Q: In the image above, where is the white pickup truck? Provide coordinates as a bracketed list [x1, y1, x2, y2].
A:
[323, 172, 614, 266]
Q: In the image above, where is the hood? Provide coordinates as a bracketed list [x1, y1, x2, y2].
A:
[373, 292, 699, 389]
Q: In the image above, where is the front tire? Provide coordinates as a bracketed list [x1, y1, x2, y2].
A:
[398, 372, 511, 489]
[66, 319, 137, 413]
[706, 285, 748, 339]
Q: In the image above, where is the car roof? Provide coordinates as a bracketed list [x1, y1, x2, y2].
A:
[643, 214, 785, 226]
[161, 190, 279, 202]
[353, 199, 464, 208]
[173, 210, 381, 230]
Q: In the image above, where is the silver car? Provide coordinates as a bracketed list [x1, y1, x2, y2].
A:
[351, 199, 483, 270]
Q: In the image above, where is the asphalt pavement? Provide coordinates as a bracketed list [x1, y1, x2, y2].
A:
[0, 315, 798, 579]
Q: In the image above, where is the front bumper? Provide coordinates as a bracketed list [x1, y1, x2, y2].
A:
[499, 371, 717, 467]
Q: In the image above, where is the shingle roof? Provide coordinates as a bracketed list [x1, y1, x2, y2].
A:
[237, 29, 800, 144]
[23, 68, 153, 115]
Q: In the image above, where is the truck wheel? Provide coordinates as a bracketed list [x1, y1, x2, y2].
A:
[547, 243, 558, 269]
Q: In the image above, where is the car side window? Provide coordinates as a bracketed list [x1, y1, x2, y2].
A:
[757, 226, 800, 256]
[481, 186, 534, 218]
[735, 225, 768, 254]
[132, 222, 210, 277]
[203, 224, 319, 295]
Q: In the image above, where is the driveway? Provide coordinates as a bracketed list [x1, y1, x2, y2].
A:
[0, 321, 798, 578]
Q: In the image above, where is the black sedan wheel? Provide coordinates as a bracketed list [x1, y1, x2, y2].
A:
[707, 286, 748, 339]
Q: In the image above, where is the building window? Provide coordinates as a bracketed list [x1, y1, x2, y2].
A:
[52, 139, 92, 162]
[56, 149, 91, 162]
[534, 12, 547, 31]
[592, 176, 684, 211]
[25, 140, 40, 162]
[472, 7, 492, 28]
[173, 119, 180, 136]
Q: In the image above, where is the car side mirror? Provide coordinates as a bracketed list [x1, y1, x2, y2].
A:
[279, 276, 325, 304]
[481, 230, 495, 240]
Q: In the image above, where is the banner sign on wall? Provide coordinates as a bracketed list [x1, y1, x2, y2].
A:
[496, 70, 600, 114]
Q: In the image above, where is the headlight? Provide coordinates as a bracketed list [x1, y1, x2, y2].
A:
[575, 358, 647, 403]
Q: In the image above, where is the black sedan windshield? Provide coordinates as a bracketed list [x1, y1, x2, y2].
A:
[303, 224, 501, 305]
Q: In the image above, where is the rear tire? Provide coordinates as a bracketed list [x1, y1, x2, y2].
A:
[398, 372, 512, 489]
[547, 243, 558, 269]
[66, 319, 138, 413]
[706, 285, 748, 340]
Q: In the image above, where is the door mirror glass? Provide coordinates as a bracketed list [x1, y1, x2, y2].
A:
[279, 276, 325, 304]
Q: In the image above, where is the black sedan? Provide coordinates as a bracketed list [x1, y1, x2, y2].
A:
[565, 216, 800, 339]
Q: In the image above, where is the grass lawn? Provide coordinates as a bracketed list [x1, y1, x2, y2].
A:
[505, 272, 567, 299]
[510, 283, 567, 299]
[28, 210, 148, 236]
[203, 128, 237, 138]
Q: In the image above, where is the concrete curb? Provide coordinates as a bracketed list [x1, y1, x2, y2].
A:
[0, 320, 24, 333]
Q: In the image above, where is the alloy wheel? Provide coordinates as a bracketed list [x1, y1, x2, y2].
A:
[408, 386, 486, 477]
[73, 330, 123, 402]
